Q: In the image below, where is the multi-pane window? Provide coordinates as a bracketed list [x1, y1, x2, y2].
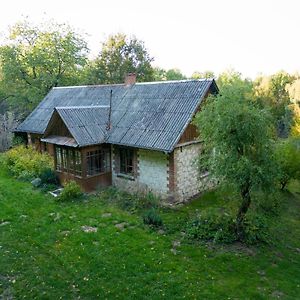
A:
[55, 146, 82, 176]
[56, 147, 63, 171]
[86, 149, 111, 176]
[119, 148, 134, 175]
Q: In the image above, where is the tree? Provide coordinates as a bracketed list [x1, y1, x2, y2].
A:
[275, 137, 300, 190]
[0, 20, 89, 113]
[286, 79, 300, 137]
[165, 68, 186, 80]
[254, 71, 296, 137]
[194, 84, 277, 239]
[86, 33, 154, 84]
[191, 71, 215, 79]
[152, 67, 186, 81]
[153, 67, 167, 81]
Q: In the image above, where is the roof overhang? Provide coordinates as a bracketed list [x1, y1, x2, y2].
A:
[41, 135, 78, 147]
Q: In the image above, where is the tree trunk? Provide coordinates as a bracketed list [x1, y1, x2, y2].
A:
[236, 183, 251, 240]
[280, 180, 287, 191]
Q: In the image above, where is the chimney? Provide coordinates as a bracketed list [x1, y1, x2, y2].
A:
[124, 73, 136, 85]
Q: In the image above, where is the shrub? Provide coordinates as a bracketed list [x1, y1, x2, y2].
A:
[136, 192, 159, 210]
[17, 170, 35, 182]
[186, 208, 271, 245]
[12, 135, 26, 147]
[242, 213, 271, 244]
[58, 181, 83, 202]
[40, 168, 59, 185]
[255, 191, 281, 216]
[98, 188, 160, 213]
[186, 209, 236, 244]
[3, 145, 53, 179]
[143, 208, 163, 227]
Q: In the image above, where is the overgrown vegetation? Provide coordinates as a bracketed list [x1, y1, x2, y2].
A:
[0, 166, 299, 299]
[194, 82, 278, 240]
[97, 187, 159, 213]
[142, 208, 163, 227]
[2, 145, 53, 180]
[58, 180, 83, 202]
[275, 137, 300, 190]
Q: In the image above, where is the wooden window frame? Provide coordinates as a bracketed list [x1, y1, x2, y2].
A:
[86, 148, 111, 177]
[116, 147, 136, 179]
[55, 146, 82, 177]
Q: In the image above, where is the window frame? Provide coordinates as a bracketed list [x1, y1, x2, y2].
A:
[55, 146, 82, 177]
[86, 148, 111, 177]
[117, 147, 136, 178]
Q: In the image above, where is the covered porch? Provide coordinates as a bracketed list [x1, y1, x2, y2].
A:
[41, 136, 112, 192]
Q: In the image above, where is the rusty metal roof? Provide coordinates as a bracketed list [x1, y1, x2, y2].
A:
[16, 79, 218, 152]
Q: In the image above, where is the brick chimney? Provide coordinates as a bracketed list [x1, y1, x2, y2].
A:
[124, 73, 136, 85]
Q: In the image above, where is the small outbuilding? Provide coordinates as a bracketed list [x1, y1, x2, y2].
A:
[15, 74, 218, 203]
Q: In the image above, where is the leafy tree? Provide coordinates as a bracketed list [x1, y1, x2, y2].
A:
[153, 67, 167, 81]
[286, 79, 300, 137]
[86, 33, 154, 84]
[275, 137, 300, 190]
[254, 71, 296, 136]
[194, 84, 277, 240]
[165, 68, 186, 80]
[191, 71, 215, 79]
[217, 69, 253, 94]
[152, 67, 186, 81]
[0, 20, 89, 113]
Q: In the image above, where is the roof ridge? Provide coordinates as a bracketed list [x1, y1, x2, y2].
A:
[55, 105, 109, 109]
[135, 78, 214, 85]
[51, 78, 214, 89]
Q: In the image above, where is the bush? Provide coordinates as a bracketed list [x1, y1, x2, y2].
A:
[98, 188, 160, 213]
[186, 208, 271, 245]
[143, 208, 163, 227]
[186, 209, 236, 244]
[255, 191, 281, 216]
[40, 168, 59, 185]
[242, 214, 271, 244]
[3, 145, 53, 179]
[58, 181, 83, 202]
[136, 192, 159, 210]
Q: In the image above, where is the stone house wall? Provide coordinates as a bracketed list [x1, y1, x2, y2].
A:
[172, 142, 210, 202]
[112, 146, 169, 198]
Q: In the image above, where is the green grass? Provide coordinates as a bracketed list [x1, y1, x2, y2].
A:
[0, 169, 300, 299]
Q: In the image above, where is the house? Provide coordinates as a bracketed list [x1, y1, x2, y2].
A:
[15, 74, 218, 203]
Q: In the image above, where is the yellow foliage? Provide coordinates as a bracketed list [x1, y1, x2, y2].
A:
[3, 145, 54, 178]
[289, 103, 300, 137]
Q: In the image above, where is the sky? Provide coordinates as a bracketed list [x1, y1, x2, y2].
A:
[1, 0, 300, 79]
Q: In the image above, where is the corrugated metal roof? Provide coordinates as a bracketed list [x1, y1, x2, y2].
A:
[55, 106, 109, 147]
[16, 79, 218, 152]
[41, 136, 78, 147]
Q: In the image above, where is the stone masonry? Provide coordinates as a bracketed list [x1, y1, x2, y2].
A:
[112, 146, 169, 198]
[173, 143, 210, 202]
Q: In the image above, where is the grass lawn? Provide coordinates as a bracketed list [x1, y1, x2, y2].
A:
[0, 168, 300, 299]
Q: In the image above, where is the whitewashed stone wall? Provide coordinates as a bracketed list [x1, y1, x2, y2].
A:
[174, 143, 210, 202]
[112, 146, 169, 198]
[138, 149, 169, 195]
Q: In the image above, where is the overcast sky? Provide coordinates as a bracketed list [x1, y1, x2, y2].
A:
[1, 0, 300, 78]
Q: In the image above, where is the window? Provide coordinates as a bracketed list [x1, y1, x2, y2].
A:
[55, 146, 82, 176]
[86, 149, 110, 176]
[56, 147, 63, 171]
[119, 148, 134, 175]
[74, 150, 82, 176]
